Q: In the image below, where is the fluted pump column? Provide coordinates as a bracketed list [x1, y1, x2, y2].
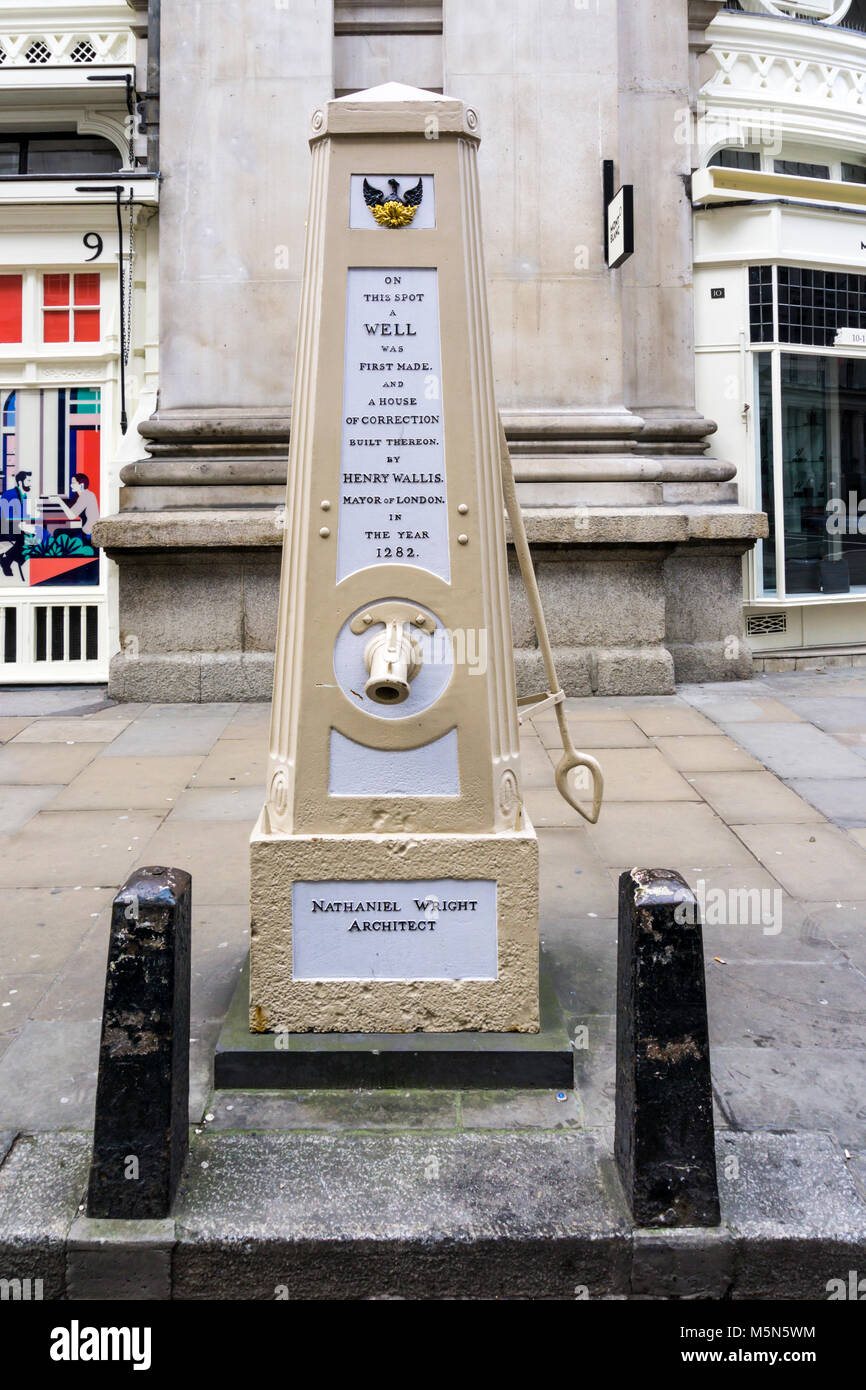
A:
[250, 84, 539, 1035]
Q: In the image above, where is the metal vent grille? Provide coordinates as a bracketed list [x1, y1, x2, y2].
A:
[70, 40, 97, 63]
[747, 612, 788, 636]
[24, 40, 51, 64]
[0, 600, 104, 681]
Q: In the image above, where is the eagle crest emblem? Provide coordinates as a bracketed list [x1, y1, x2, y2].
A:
[363, 176, 423, 228]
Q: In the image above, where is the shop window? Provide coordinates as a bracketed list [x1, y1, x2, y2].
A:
[0, 275, 22, 342]
[755, 354, 866, 597]
[773, 159, 830, 181]
[749, 266, 774, 343]
[710, 148, 760, 171]
[0, 134, 122, 176]
[749, 266, 866, 349]
[42, 273, 100, 344]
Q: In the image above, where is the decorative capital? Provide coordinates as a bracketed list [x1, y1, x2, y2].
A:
[310, 82, 480, 143]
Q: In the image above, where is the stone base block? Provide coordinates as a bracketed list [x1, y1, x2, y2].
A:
[595, 645, 675, 696]
[107, 651, 275, 703]
[669, 639, 753, 684]
[249, 812, 539, 1033]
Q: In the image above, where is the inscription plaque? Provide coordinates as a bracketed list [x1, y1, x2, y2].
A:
[292, 879, 498, 981]
[338, 267, 449, 582]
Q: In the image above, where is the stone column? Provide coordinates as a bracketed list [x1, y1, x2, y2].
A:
[97, 0, 334, 700]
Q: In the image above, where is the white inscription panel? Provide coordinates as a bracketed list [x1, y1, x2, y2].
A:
[292, 879, 497, 981]
[338, 267, 449, 582]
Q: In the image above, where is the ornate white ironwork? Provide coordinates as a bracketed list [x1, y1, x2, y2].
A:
[738, 1, 854, 22]
[0, 32, 135, 65]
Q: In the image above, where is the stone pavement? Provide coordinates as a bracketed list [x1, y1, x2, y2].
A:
[0, 670, 865, 1297]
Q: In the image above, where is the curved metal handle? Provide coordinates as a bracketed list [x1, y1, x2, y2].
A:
[554, 747, 604, 825]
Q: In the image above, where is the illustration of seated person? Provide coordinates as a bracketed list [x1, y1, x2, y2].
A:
[0, 470, 38, 581]
[49, 473, 100, 544]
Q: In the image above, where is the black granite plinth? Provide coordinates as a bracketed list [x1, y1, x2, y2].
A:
[615, 867, 721, 1228]
[214, 956, 573, 1090]
[87, 865, 192, 1219]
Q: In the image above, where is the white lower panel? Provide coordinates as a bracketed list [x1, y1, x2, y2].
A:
[328, 727, 459, 796]
[291, 877, 498, 981]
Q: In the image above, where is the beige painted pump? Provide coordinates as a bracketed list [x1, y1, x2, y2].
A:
[249, 83, 603, 1035]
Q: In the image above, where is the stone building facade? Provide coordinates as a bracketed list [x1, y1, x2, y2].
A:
[5, 2, 772, 697]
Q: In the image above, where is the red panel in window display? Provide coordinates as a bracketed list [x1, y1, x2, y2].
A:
[73, 274, 99, 306]
[73, 310, 99, 343]
[75, 427, 101, 499]
[0, 276, 22, 342]
[43, 274, 70, 306]
[43, 311, 70, 343]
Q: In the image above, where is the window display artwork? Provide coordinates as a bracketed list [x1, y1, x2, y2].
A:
[0, 387, 101, 588]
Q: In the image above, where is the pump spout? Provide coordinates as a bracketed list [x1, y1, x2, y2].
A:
[364, 619, 422, 705]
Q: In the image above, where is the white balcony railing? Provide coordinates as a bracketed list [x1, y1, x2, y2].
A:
[701, 4, 866, 155]
[0, 30, 135, 67]
[723, 1, 866, 30]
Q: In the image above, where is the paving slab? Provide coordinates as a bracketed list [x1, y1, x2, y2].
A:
[712, 1047, 866, 1149]
[775, 695, 866, 732]
[537, 719, 651, 750]
[0, 741, 100, 785]
[141, 819, 251, 904]
[0, 1020, 101, 1129]
[0, 887, 112, 976]
[32, 922, 110, 1023]
[787, 777, 866, 828]
[137, 702, 239, 721]
[49, 754, 204, 811]
[808, 899, 866, 974]
[102, 715, 233, 758]
[169, 785, 263, 822]
[653, 735, 762, 773]
[687, 770, 825, 825]
[705, 958, 866, 1050]
[732, 821, 866, 899]
[0, 972, 57, 1033]
[11, 718, 130, 744]
[677, 696, 804, 724]
[629, 706, 720, 736]
[187, 738, 268, 788]
[560, 746, 700, 801]
[0, 811, 164, 889]
[583, 801, 758, 871]
[220, 704, 271, 739]
[537, 826, 619, 921]
[720, 720, 866, 781]
[0, 687, 110, 717]
[522, 783, 583, 826]
[0, 717, 33, 742]
[0, 784, 64, 835]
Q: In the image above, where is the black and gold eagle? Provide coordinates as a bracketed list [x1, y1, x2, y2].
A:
[362, 177, 423, 228]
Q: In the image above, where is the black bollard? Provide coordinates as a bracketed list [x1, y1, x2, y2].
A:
[615, 867, 720, 1227]
[87, 866, 191, 1219]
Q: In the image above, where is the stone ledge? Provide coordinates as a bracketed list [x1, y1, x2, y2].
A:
[95, 505, 768, 552]
[3, 1129, 864, 1299]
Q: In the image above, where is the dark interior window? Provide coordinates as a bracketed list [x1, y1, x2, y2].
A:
[0, 134, 122, 175]
[710, 148, 761, 171]
[774, 159, 830, 180]
[842, 162, 866, 184]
